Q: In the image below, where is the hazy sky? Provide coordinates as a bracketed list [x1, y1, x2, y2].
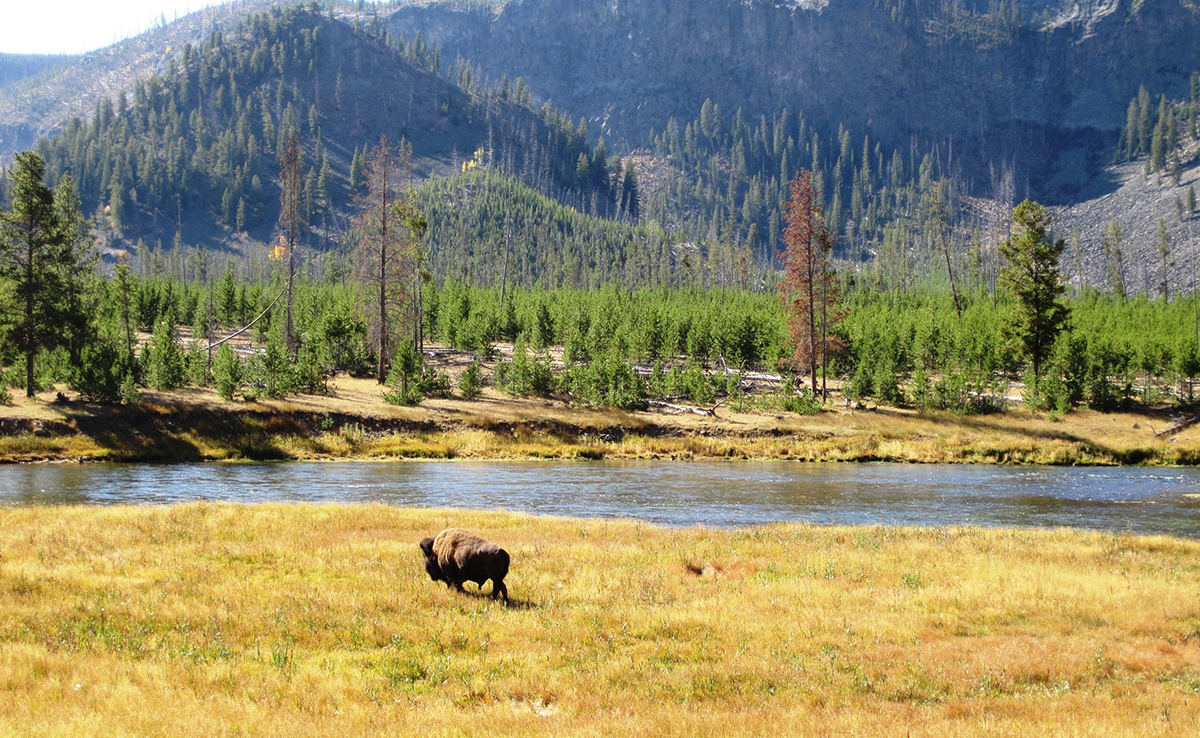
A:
[0, 0, 232, 55]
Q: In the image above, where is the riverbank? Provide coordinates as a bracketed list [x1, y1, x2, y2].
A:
[1, 504, 1196, 735]
[1, 377, 1198, 465]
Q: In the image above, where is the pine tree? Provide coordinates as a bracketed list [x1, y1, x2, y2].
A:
[278, 134, 302, 352]
[619, 162, 640, 222]
[146, 317, 186, 390]
[0, 152, 90, 397]
[349, 146, 365, 192]
[355, 136, 425, 382]
[999, 200, 1068, 381]
[1103, 220, 1126, 299]
[458, 358, 483, 399]
[213, 343, 242, 400]
[1157, 217, 1172, 302]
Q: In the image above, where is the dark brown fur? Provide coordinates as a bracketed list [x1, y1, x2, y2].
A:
[419, 528, 509, 602]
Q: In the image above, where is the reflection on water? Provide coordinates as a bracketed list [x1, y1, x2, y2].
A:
[1, 460, 1199, 537]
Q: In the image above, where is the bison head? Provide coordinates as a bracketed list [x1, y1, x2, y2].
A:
[419, 537, 445, 583]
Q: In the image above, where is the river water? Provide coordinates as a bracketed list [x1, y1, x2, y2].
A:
[2, 460, 1199, 537]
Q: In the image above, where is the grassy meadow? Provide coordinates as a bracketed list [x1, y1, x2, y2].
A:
[1, 504, 1198, 735]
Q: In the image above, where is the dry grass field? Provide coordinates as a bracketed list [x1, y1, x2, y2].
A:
[0, 504, 1198, 736]
[0, 377, 1198, 465]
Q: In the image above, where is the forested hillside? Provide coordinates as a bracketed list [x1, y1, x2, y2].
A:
[21, 4, 620, 252]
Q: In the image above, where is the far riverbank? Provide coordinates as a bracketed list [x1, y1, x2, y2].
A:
[0, 377, 1196, 466]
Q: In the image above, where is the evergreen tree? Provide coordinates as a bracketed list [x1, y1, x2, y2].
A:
[279, 134, 303, 352]
[356, 135, 403, 383]
[458, 358, 483, 399]
[146, 317, 187, 390]
[0, 152, 90, 397]
[619, 162, 640, 222]
[253, 327, 292, 398]
[1102, 220, 1126, 299]
[383, 338, 423, 405]
[999, 200, 1069, 381]
[213, 343, 242, 400]
[1157, 217, 1172, 302]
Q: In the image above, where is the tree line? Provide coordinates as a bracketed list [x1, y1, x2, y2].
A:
[6, 148, 1200, 417]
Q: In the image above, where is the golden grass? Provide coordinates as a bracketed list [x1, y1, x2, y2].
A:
[0, 504, 1198, 735]
[3, 379, 1200, 464]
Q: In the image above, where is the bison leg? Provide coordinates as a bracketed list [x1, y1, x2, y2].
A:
[492, 579, 508, 602]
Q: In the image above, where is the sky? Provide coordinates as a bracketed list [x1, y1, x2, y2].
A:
[0, 0, 232, 55]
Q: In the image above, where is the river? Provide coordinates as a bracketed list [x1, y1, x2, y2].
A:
[3, 460, 1199, 538]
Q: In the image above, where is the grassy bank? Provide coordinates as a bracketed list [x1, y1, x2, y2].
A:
[0, 504, 1197, 735]
[1, 378, 1199, 465]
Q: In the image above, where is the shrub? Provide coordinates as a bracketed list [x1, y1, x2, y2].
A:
[777, 376, 821, 415]
[419, 368, 453, 399]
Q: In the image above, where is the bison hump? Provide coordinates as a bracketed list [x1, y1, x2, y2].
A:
[431, 528, 485, 558]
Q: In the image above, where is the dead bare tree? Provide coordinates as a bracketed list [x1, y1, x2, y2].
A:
[354, 135, 427, 382]
[278, 134, 302, 353]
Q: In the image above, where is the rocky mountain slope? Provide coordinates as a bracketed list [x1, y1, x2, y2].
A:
[1056, 158, 1200, 299]
[0, 0, 1196, 293]
[384, 0, 1200, 200]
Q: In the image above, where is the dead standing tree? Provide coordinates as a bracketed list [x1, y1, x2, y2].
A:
[355, 135, 425, 383]
[356, 135, 401, 384]
[780, 169, 844, 400]
[278, 135, 302, 353]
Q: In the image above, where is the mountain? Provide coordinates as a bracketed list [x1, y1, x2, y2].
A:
[1, 0, 1197, 297]
[383, 0, 1200, 200]
[27, 3, 618, 253]
[0, 1, 269, 162]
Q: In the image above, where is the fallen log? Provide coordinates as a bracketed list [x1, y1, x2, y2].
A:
[1154, 415, 1199, 438]
[647, 399, 723, 416]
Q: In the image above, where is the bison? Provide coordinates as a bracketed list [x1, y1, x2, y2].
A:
[419, 528, 509, 602]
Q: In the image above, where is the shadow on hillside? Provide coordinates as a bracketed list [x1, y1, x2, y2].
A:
[54, 404, 207, 461]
